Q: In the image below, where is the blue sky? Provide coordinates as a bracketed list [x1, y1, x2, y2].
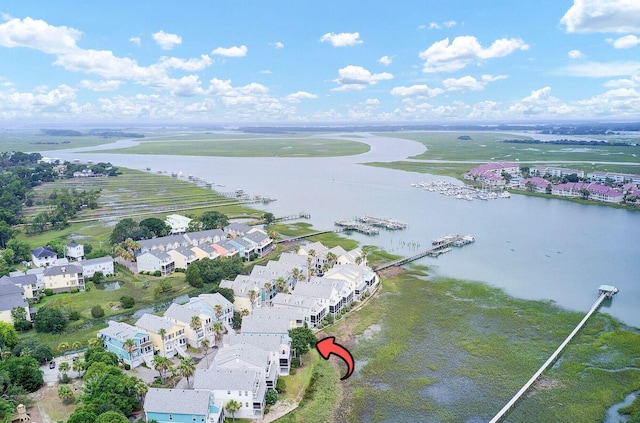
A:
[1, 0, 639, 124]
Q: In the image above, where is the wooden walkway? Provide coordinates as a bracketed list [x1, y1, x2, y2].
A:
[490, 285, 619, 422]
[373, 234, 473, 271]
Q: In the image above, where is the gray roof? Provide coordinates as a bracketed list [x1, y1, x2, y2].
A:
[225, 222, 251, 235]
[137, 234, 189, 250]
[80, 256, 113, 266]
[197, 293, 233, 310]
[164, 303, 200, 325]
[244, 231, 270, 243]
[293, 277, 348, 299]
[215, 343, 269, 369]
[140, 249, 173, 262]
[43, 264, 83, 277]
[193, 367, 260, 391]
[0, 280, 28, 311]
[31, 246, 57, 259]
[1, 274, 37, 287]
[99, 320, 145, 341]
[241, 308, 302, 335]
[230, 333, 288, 353]
[135, 313, 180, 333]
[185, 229, 225, 242]
[144, 388, 211, 415]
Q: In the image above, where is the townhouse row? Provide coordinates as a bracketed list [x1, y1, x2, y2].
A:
[135, 223, 273, 275]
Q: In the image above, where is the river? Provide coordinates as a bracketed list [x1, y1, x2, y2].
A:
[43, 132, 640, 328]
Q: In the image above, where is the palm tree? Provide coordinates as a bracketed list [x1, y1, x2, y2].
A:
[178, 356, 196, 388]
[211, 322, 224, 348]
[213, 304, 223, 319]
[201, 338, 210, 368]
[123, 339, 136, 365]
[134, 379, 148, 409]
[225, 399, 241, 422]
[152, 355, 171, 383]
[72, 358, 86, 378]
[263, 282, 272, 303]
[87, 337, 102, 349]
[58, 361, 70, 378]
[190, 316, 202, 345]
[248, 289, 257, 309]
[158, 328, 167, 356]
[275, 277, 286, 293]
[71, 341, 82, 351]
[58, 385, 74, 404]
[327, 251, 337, 266]
[322, 262, 330, 274]
[58, 342, 69, 356]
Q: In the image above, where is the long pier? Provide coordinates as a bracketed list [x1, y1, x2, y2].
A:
[490, 285, 619, 423]
[373, 234, 473, 271]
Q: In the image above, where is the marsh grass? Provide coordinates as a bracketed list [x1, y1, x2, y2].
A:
[332, 272, 640, 422]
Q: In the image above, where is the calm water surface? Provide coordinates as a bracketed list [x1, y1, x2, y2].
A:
[45, 133, 640, 328]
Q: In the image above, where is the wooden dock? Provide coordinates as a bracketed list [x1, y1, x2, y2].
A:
[373, 235, 473, 271]
[490, 285, 619, 422]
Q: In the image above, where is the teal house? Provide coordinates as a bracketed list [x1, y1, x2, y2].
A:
[144, 388, 223, 423]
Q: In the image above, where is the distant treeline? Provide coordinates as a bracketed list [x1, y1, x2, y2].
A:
[41, 129, 145, 138]
[503, 139, 638, 147]
[238, 122, 640, 135]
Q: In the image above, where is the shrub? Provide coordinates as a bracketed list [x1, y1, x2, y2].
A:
[276, 378, 286, 393]
[43, 288, 54, 296]
[123, 363, 131, 370]
[60, 373, 71, 384]
[67, 310, 81, 321]
[120, 296, 135, 309]
[153, 270, 162, 277]
[265, 389, 278, 406]
[91, 305, 105, 318]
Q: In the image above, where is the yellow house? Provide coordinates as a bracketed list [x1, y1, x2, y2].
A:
[43, 265, 85, 293]
[135, 313, 187, 358]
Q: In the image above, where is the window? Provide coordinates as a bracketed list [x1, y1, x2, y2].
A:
[245, 403, 249, 408]
[169, 415, 173, 420]
[192, 416, 196, 421]
[245, 391, 248, 396]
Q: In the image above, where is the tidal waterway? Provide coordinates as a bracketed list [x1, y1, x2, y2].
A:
[45, 132, 640, 328]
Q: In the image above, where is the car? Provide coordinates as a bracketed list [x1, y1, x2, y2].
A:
[72, 356, 78, 362]
[49, 361, 55, 369]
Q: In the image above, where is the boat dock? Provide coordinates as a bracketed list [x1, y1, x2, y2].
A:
[354, 215, 407, 230]
[490, 285, 619, 422]
[374, 234, 474, 271]
[334, 220, 380, 235]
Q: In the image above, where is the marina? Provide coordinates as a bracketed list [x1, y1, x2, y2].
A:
[374, 234, 475, 271]
[354, 215, 407, 230]
[411, 180, 511, 201]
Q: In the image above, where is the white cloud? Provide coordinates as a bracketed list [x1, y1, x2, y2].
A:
[568, 49, 584, 59]
[260, 70, 272, 74]
[0, 85, 77, 118]
[390, 84, 443, 98]
[378, 55, 392, 66]
[319, 32, 362, 47]
[574, 87, 640, 116]
[440, 74, 507, 92]
[0, 16, 81, 54]
[285, 91, 318, 103]
[444, 21, 457, 28]
[78, 79, 123, 92]
[419, 36, 529, 73]
[152, 30, 182, 50]
[211, 45, 247, 57]
[603, 74, 640, 88]
[564, 61, 640, 77]
[158, 55, 212, 71]
[332, 65, 393, 91]
[270, 41, 284, 49]
[509, 87, 574, 116]
[129, 36, 141, 47]
[608, 34, 640, 49]
[561, 0, 640, 33]
[428, 22, 440, 30]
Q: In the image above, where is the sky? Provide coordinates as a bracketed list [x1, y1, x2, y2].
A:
[1, 0, 640, 124]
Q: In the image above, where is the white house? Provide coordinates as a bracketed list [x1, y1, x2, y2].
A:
[137, 250, 175, 275]
[80, 256, 114, 278]
[65, 242, 85, 261]
[0, 278, 30, 325]
[165, 214, 192, 235]
[31, 246, 58, 267]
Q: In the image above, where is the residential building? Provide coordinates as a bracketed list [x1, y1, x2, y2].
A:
[530, 166, 584, 178]
[165, 214, 192, 235]
[80, 256, 114, 278]
[323, 264, 377, 301]
[243, 231, 274, 258]
[135, 313, 187, 358]
[193, 368, 266, 420]
[144, 388, 223, 423]
[65, 242, 85, 261]
[211, 240, 238, 258]
[227, 332, 292, 375]
[137, 250, 175, 275]
[271, 293, 327, 328]
[220, 275, 270, 311]
[0, 279, 30, 325]
[227, 238, 255, 261]
[163, 303, 211, 348]
[43, 265, 85, 293]
[214, 343, 278, 390]
[294, 277, 353, 317]
[464, 162, 520, 185]
[518, 177, 550, 193]
[167, 247, 198, 270]
[138, 234, 191, 254]
[1, 274, 38, 300]
[31, 246, 58, 267]
[98, 321, 154, 368]
[185, 229, 226, 246]
[240, 308, 304, 336]
[225, 223, 252, 238]
[187, 293, 234, 327]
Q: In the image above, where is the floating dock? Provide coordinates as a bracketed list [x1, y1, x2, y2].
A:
[374, 234, 474, 271]
[334, 220, 379, 235]
[354, 215, 407, 230]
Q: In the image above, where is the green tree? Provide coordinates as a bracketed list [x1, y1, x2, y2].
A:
[122, 339, 136, 364]
[110, 218, 143, 244]
[201, 338, 210, 368]
[0, 322, 18, 350]
[152, 355, 171, 383]
[12, 339, 53, 364]
[91, 305, 105, 318]
[73, 358, 87, 378]
[201, 211, 229, 230]
[58, 361, 70, 378]
[0, 221, 15, 249]
[178, 356, 196, 388]
[92, 271, 105, 285]
[58, 384, 75, 404]
[134, 378, 148, 408]
[0, 356, 44, 392]
[262, 212, 275, 224]
[265, 389, 278, 406]
[84, 348, 119, 367]
[34, 307, 67, 334]
[289, 326, 317, 366]
[139, 218, 170, 238]
[119, 296, 135, 309]
[67, 407, 98, 423]
[10, 307, 31, 332]
[211, 322, 224, 347]
[95, 411, 130, 423]
[58, 342, 69, 355]
[5, 239, 30, 263]
[185, 264, 203, 288]
[224, 399, 241, 422]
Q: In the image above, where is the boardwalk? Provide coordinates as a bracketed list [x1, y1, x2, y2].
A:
[373, 234, 473, 271]
[490, 285, 619, 423]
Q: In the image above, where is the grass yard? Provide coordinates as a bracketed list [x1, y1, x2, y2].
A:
[91, 136, 371, 157]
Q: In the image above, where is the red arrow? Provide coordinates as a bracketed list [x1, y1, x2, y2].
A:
[315, 336, 354, 380]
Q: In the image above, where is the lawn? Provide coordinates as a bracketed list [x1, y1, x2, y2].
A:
[91, 136, 371, 157]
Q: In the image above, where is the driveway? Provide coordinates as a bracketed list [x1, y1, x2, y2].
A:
[40, 353, 81, 386]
